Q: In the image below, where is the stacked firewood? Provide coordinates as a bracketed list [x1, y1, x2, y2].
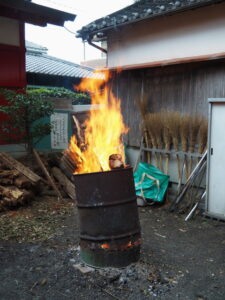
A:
[0, 151, 76, 213]
[0, 156, 39, 212]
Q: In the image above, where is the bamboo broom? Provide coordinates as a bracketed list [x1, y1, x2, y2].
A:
[161, 110, 172, 174]
[180, 115, 190, 179]
[166, 111, 182, 180]
[145, 113, 162, 169]
[154, 113, 164, 171]
[198, 118, 208, 155]
[136, 96, 151, 163]
[188, 115, 203, 175]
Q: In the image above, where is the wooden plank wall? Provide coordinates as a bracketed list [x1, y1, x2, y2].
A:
[109, 59, 225, 147]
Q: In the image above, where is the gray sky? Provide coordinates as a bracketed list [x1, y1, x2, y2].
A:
[25, 0, 133, 64]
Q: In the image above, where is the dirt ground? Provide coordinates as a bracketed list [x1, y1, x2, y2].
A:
[0, 196, 225, 300]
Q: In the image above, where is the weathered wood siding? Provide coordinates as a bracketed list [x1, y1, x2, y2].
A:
[109, 59, 225, 147]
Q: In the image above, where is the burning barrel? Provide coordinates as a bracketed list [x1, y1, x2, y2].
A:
[74, 167, 141, 268]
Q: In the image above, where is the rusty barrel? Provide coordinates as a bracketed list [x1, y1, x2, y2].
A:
[73, 167, 141, 268]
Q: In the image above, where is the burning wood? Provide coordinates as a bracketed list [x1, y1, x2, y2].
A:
[109, 154, 124, 170]
[67, 70, 128, 174]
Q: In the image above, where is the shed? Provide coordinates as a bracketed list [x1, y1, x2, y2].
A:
[77, 0, 225, 171]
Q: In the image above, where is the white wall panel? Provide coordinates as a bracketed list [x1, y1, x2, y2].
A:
[108, 3, 225, 68]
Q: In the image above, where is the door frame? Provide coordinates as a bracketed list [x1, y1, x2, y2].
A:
[206, 98, 225, 220]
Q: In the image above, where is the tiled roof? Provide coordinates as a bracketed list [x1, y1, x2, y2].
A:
[77, 0, 225, 41]
[25, 41, 104, 79]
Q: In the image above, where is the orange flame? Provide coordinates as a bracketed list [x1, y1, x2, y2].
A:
[69, 71, 128, 174]
[101, 243, 110, 249]
[100, 240, 141, 250]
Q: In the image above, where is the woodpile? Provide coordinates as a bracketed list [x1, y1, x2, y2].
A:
[0, 154, 40, 212]
[0, 151, 76, 213]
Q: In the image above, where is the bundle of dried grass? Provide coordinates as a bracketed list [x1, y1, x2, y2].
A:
[136, 96, 151, 162]
[144, 113, 159, 149]
[188, 115, 204, 176]
[166, 111, 181, 151]
[145, 113, 164, 169]
[180, 115, 190, 152]
[180, 115, 191, 179]
[166, 111, 182, 178]
[188, 115, 203, 153]
[143, 127, 152, 163]
[136, 95, 148, 119]
[161, 111, 172, 174]
[198, 118, 208, 154]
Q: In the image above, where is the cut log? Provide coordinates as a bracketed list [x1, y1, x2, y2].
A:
[0, 178, 14, 185]
[33, 149, 63, 201]
[14, 175, 32, 189]
[0, 185, 34, 209]
[60, 150, 76, 175]
[0, 170, 20, 178]
[0, 152, 41, 184]
[51, 167, 76, 200]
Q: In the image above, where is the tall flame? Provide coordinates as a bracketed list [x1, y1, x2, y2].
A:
[69, 71, 128, 174]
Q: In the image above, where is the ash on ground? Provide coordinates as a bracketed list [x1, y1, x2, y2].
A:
[72, 248, 174, 299]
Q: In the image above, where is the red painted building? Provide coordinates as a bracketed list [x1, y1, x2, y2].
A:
[0, 0, 76, 145]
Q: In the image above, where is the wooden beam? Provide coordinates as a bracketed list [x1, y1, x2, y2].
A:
[0, 152, 41, 184]
[51, 167, 76, 201]
[33, 150, 63, 201]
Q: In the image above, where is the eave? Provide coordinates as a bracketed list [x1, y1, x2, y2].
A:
[0, 0, 76, 27]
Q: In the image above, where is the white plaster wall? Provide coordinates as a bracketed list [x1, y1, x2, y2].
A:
[0, 17, 20, 46]
[108, 2, 225, 68]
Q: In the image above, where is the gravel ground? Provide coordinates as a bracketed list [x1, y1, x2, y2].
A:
[0, 196, 225, 300]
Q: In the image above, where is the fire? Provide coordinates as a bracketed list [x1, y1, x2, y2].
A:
[69, 71, 128, 174]
[100, 240, 141, 250]
[101, 243, 110, 249]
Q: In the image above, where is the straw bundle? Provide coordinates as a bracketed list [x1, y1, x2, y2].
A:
[137, 95, 148, 119]
[160, 111, 173, 174]
[180, 115, 191, 179]
[166, 111, 182, 178]
[198, 118, 208, 154]
[180, 115, 190, 153]
[136, 96, 151, 162]
[188, 115, 203, 175]
[136, 95, 208, 185]
[145, 113, 160, 149]
[145, 113, 164, 168]
[166, 111, 181, 151]
[188, 115, 203, 153]
[160, 111, 172, 151]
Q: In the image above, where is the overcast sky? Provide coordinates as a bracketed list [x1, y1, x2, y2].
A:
[25, 0, 133, 64]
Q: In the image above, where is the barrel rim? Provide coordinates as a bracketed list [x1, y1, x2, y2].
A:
[73, 166, 133, 177]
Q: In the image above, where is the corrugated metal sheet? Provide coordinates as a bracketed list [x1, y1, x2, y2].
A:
[26, 52, 104, 79]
